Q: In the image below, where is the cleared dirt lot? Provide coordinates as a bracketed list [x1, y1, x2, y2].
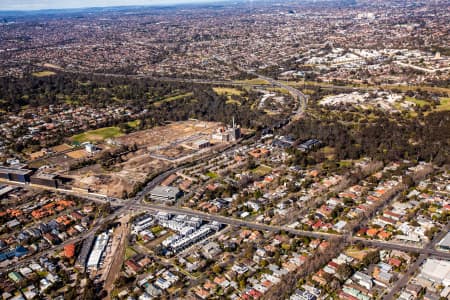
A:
[66, 121, 223, 197]
[115, 120, 218, 148]
[51, 144, 73, 152]
[66, 149, 90, 159]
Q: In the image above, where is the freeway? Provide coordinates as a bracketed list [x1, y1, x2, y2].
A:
[250, 72, 308, 116]
[39, 63, 309, 117]
[229, 61, 308, 118]
[36, 64, 273, 87]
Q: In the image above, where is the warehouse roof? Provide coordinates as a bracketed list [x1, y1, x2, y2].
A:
[150, 185, 181, 198]
[438, 232, 450, 248]
[0, 167, 33, 176]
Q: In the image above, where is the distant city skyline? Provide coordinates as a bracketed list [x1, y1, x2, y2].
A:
[0, 0, 234, 11]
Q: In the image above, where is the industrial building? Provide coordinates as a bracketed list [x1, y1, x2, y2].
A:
[0, 167, 33, 183]
[418, 258, 450, 286]
[297, 139, 323, 152]
[75, 235, 95, 272]
[0, 185, 16, 198]
[82, 142, 98, 154]
[272, 136, 295, 149]
[211, 118, 241, 142]
[193, 139, 211, 150]
[30, 173, 60, 188]
[149, 186, 183, 203]
[86, 232, 110, 270]
[438, 232, 450, 251]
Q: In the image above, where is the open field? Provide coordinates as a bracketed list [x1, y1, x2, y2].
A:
[153, 92, 194, 107]
[267, 87, 290, 94]
[125, 246, 138, 260]
[32, 70, 56, 77]
[29, 150, 46, 160]
[127, 119, 141, 128]
[153, 146, 196, 160]
[436, 97, 450, 111]
[70, 126, 123, 143]
[405, 96, 429, 107]
[213, 87, 243, 96]
[252, 164, 272, 176]
[51, 144, 73, 153]
[206, 171, 219, 179]
[66, 149, 90, 159]
[213, 87, 244, 105]
[345, 247, 377, 261]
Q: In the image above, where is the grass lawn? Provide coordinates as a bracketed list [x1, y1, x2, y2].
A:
[339, 160, 353, 168]
[404, 96, 429, 107]
[226, 99, 241, 106]
[302, 89, 316, 95]
[150, 225, 164, 235]
[70, 126, 123, 143]
[32, 71, 56, 77]
[206, 171, 219, 179]
[125, 246, 137, 259]
[64, 97, 80, 105]
[252, 165, 272, 176]
[321, 146, 335, 160]
[127, 119, 141, 128]
[436, 97, 450, 111]
[268, 87, 290, 94]
[213, 87, 244, 106]
[213, 87, 243, 96]
[153, 92, 193, 107]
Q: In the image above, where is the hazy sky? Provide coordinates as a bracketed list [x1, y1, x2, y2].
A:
[0, 0, 229, 11]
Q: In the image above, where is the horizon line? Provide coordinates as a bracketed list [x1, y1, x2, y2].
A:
[0, 0, 238, 13]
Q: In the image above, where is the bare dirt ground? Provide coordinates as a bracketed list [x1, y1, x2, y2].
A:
[51, 144, 73, 152]
[66, 121, 223, 197]
[66, 149, 90, 159]
[103, 215, 131, 299]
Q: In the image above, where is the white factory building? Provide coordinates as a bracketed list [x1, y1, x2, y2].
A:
[86, 231, 110, 270]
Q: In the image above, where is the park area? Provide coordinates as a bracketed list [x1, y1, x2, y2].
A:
[213, 87, 244, 105]
[70, 127, 123, 143]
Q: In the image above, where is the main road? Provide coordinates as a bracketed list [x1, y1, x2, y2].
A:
[39, 63, 309, 117]
[129, 201, 450, 259]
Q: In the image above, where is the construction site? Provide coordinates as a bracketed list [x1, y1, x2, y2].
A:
[60, 120, 240, 197]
